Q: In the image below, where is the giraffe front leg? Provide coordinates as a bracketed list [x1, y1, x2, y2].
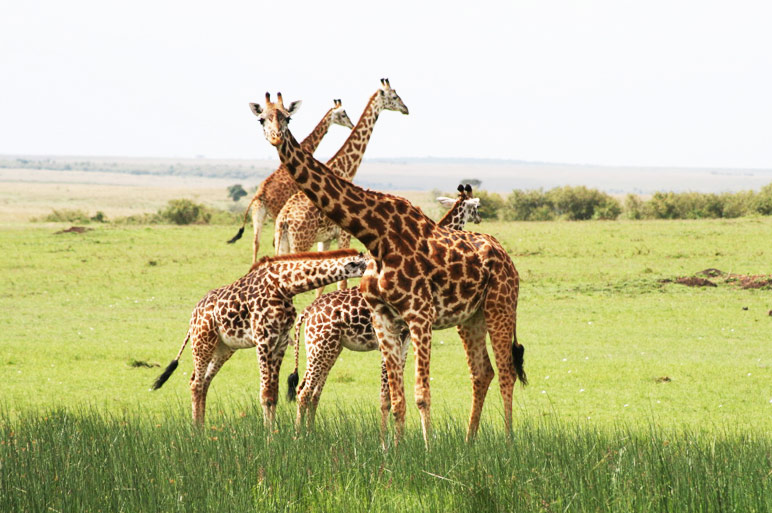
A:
[379, 330, 410, 449]
[255, 342, 276, 429]
[405, 315, 434, 449]
[370, 306, 407, 447]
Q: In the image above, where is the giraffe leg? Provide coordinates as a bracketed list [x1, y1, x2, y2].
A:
[379, 331, 410, 448]
[189, 331, 217, 426]
[307, 346, 341, 430]
[315, 241, 332, 298]
[251, 200, 268, 264]
[256, 331, 291, 429]
[404, 313, 435, 449]
[296, 332, 341, 431]
[336, 232, 351, 290]
[370, 306, 407, 446]
[483, 274, 520, 437]
[457, 311, 494, 442]
[199, 344, 236, 422]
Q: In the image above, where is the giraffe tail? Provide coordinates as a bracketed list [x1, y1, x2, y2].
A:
[151, 331, 191, 391]
[286, 310, 306, 401]
[512, 334, 528, 387]
[227, 193, 260, 244]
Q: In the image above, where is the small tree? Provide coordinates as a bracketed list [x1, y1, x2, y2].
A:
[461, 178, 482, 188]
[227, 184, 248, 202]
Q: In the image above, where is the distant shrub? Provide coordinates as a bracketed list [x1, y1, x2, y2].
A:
[720, 191, 755, 218]
[473, 190, 505, 220]
[158, 199, 212, 225]
[503, 189, 552, 221]
[502, 186, 620, 221]
[754, 183, 772, 215]
[624, 194, 645, 220]
[546, 186, 621, 221]
[42, 209, 92, 223]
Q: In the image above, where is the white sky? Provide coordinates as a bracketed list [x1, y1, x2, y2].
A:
[1, 0, 771, 168]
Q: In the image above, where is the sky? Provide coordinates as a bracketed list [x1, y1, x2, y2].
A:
[1, 0, 771, 169]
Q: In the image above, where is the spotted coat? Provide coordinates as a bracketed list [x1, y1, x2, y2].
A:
[151, 249, 367, 427]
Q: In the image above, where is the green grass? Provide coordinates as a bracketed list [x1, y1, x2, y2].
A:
[2, 218, 771, 510]
[2, 407, 770, 513]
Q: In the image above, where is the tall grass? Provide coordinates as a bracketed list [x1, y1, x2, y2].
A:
[2, 406, 770, 512]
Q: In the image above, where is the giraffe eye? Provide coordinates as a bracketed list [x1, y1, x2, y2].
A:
[259, 119, 265, 125]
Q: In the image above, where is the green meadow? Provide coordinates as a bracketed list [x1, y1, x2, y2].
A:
[2, 217, 772, 511]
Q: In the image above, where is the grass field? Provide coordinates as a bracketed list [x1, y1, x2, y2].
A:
[2, 216, 772, 511]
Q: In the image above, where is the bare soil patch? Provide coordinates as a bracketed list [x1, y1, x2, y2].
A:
[54, 226, 92, 234]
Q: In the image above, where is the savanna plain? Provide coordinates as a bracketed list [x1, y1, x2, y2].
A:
[1, 179, 771, 512]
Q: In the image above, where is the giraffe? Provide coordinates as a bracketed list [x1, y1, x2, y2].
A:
[289, 185, 481, 434]
[253, 92, 527, 447]
[227, 99, 354, 264]
[272, 79, 408, 295]
[151, 248, 368, 426]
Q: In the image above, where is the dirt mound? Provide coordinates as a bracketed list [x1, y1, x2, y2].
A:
[696, 268, 725, 278]
[661, 276, 716, 287]
[663, 269, 772, 290]
[726, 274, 772, 290]
[55, 226, 92, 234]
[676, 276, 717, 287]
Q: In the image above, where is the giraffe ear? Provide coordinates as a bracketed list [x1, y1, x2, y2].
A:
[467, 198, 480, 207]
[249, 103, 263, 117]
[286, 100, 302, 116]
[437, 197, 457, 208]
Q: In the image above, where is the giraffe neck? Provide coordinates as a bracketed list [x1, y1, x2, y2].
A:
[273, 258, 357, 297]
[437, 202, 466, 230]
[277, 132, 389, 252]
[299, 108, 334, 153]
[325, 92, 380, 180]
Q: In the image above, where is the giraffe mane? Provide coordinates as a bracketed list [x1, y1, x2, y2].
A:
[249, 248, 360, 272]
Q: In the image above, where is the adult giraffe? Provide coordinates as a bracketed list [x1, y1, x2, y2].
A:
[252, 92, 527, 447]
[273, 79, 408, 277]
[289, 185, 482, 434]
[227, 99, 354, 264]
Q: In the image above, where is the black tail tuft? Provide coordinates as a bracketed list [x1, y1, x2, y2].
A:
[287, 370, 299, 401]
[512, 343, 528, 386]
[151, 359, 179, 390]
[227, 227, 245, 244]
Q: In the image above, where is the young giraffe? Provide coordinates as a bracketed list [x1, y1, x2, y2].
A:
[227, 99, 354, 264]
[151, 248, 368, 427]
[253, 92, 526, 447]
[273, 79, 408, 296]
[289, 185, 481, 433]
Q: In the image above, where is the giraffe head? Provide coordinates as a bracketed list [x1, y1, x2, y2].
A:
[374, 78, 409, 115]
[250, 92, 302, 146]
[437, 184, 482, 224]
[331, 99, 355, 129]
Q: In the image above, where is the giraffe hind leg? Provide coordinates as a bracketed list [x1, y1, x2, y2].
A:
[457, 311, 494, 442]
